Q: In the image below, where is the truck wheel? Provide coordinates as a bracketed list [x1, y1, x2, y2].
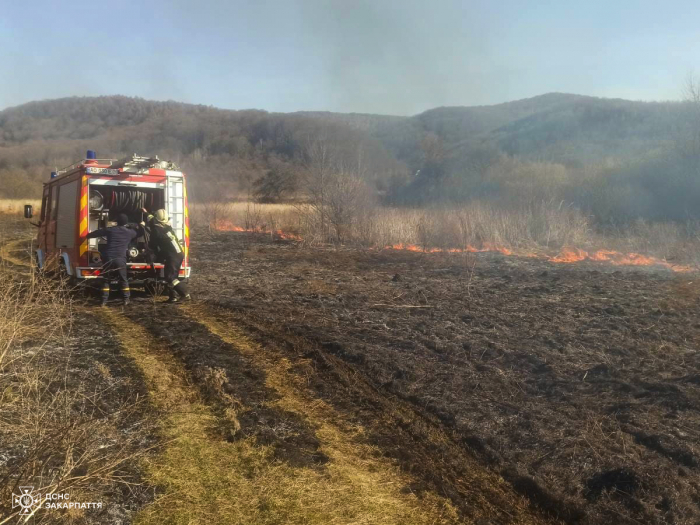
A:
[58, 261, 78, 290]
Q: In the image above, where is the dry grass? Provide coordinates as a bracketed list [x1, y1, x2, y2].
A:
[190, 202, 298, 234]
[0, 199, 40, 215]
[0, 271, 141, 523]
[191, 199, 590, 250]
[0, 223, 149, 523]
[191, 199, 700, 265]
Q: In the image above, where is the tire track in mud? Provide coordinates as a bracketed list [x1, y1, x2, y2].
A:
[171, 302, 553, 525]
[226, 307, 580, 525]
[110, 302, 466, 524]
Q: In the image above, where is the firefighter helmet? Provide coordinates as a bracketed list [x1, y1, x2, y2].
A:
[154, 209, 169, 223]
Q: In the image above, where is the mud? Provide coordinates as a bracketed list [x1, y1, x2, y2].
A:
[187, 231, 700, 524]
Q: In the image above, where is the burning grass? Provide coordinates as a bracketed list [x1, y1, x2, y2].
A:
[193, 199, 700, 272]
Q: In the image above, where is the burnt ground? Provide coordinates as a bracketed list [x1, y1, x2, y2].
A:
[186, 230, 700, 524]
[3, 218, 700, 524]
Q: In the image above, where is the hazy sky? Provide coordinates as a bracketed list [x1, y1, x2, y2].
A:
[1, 0, 698, 115]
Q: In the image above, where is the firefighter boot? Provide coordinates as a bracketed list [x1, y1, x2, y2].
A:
[100, 281, 110, 307]
[122, 283, 131, 306]
[174, 280, 190, 300]
[166, 285, 179, 303]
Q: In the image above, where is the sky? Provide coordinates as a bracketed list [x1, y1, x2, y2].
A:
[0, 0, 698, 115]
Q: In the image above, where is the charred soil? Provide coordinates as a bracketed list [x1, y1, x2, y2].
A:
[190, 230, 700, 524]
[3, 217, 700, 524]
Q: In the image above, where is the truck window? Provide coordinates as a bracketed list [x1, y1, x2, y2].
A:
[50, 186, 59, 220]
[55, 181, 79, 249]
[40, 190, 49, 221]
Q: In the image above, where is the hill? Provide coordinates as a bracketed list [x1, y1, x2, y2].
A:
[0, 96, 405, 199]
[1, 93, 698, 222]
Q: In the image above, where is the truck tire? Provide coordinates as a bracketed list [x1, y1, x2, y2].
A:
[58, 260, 78, 290]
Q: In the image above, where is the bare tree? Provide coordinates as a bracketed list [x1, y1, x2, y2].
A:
[300, 136, 333, 242]
[681, 73, 700, 165]
[326, 172, 374, 243]
[299, 135, 375, 244]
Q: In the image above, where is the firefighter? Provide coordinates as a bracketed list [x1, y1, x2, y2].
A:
[141, 209, 191, 303]
[87, 213, 138, 306]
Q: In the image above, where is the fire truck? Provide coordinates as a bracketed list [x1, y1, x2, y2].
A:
[24, 150, 191, 289]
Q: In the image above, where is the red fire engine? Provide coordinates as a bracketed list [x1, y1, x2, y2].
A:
[24, 151, 191, 288]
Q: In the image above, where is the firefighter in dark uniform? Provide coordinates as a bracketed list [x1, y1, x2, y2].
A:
[142, 209, 191, 303]
[87, 213, 138, 306]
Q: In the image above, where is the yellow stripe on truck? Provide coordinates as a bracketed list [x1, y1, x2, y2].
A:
[184, 224, 189, 256]
[80, 241, 88, 256]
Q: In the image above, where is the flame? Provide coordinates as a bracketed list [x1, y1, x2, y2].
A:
[388, 243, 513, 256]
[214, 220, 247, 232]
[212, 219, 303, 241]
[276, 230, 304, 241]
[212, 219, 693, 273]
[549, 247, 588, 263]
[385, 242, 692, 272]
[548, 247, 692, 272]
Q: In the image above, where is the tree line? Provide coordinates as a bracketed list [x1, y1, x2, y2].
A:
[1, 91, 699, 225]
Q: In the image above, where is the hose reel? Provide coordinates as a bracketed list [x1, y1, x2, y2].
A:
[89, 188, 160, 213]
[89, 190, 104, 211]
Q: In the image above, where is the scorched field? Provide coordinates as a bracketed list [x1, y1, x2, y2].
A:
[2, 221, 699, 524]
[191, 229, 700, 524]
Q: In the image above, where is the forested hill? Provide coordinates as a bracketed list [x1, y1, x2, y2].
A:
[0, 93, 694, 216]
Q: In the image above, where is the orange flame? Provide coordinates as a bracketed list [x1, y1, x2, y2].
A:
[213, 220, 247, 232]
[548, 247, 692, 272]
[387, 243, 513, 256]
[384, 243, 692, 272]
[213, 219, 304, 241]
[212, 220, 693, 273]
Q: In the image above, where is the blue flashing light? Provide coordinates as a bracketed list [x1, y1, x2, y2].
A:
[50, 171, 58, 179]
[86, 150, 96, 160]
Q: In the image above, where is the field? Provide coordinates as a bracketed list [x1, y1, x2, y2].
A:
[1, 209, 699, 524]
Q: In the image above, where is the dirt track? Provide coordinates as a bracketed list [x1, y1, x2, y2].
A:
[2, 225, 700, 524]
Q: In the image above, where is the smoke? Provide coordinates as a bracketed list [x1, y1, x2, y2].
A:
[295, 0, 493, 115]
[0, 0, 694, 114]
